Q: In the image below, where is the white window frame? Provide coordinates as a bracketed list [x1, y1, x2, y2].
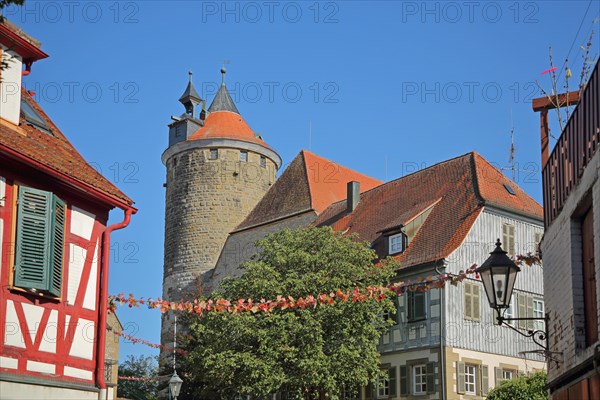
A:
[240, 150, 248, 162]
[504, 294, 515, 326]
[502, 369, 514, 381]
[377, 373, 390, 398]
[388, 233, 405, 254]
[533, 298, 545, 331]
[464, 364, 477, 395]
[413, 364, 427, 395]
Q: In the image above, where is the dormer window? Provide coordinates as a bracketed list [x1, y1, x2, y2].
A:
[21, 99, 52, 135]
[388, 233, 406, 255]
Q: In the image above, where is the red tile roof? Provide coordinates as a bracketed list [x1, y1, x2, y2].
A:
[314, 152, 542, 268]
[188, 111, 274, 150]
[302, 150, 383, 213]
[0, 91, 134, 209]
[235, 150, 383, 231]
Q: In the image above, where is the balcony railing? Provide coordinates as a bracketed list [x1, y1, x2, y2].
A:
[542, 61, 599, 228]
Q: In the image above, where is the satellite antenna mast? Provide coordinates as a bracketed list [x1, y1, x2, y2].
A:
[508, 109, 516, 182]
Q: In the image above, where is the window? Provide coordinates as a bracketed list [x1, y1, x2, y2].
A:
[377, 367, 396, 398]
[377, 373, 389, 397]
[464, 364, 477, 395]
[458, 363, 488, 396]
[464, 282, 480, 321]
[495, 367, 517, 386]
[533, 298, 545, 331]
[209, 149, 218, 160]
[240, 150, 248, 162]
[13, 186, 65, 297]
[260, 156, 266, 168]
[503, 293, 515, 325]
[388, 233, 406, 255]
[407, 290, 426, 322]
[502, 223, 515, 256]
[413, 364, 427, 394]
[21, 99, 52, 134]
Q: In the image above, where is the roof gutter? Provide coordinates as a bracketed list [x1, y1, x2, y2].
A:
[0, 143, 136, 212]
[95, 208, 134, 391]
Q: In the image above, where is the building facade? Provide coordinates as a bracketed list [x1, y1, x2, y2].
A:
[539, 61, 599, 399]
[315, 152, 547, 399]
[0, 19, 135, 400]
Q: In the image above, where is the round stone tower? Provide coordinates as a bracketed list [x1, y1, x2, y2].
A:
[160, 69, 281, 354]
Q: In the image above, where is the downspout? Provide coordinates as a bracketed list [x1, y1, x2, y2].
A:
[96, 208, 134, 393]
[436, 262, 446, 400]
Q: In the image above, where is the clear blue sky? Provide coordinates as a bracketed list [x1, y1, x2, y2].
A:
[8, 0, 599, 359]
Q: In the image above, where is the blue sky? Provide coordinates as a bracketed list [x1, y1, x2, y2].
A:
[8, 0, 599, 359]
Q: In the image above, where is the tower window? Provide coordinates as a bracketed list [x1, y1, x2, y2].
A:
[260, 156, 266, 168]
[240, 151, 248, 162]
[209, 149, 218, 160]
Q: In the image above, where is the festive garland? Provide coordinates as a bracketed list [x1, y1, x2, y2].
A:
[114, 330, 187, 355]
[118, 375, 162, 381]
[108, 265, 481, 315]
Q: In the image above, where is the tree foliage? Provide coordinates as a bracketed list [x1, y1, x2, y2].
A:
[118, 355, 159, 400]
[180, 227, 397, 399]
[487, 372, 548, 400]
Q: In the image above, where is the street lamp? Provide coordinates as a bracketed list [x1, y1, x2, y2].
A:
[169, 371, 183, 400]
[169, 315, 183, 400]
[476, 239, 550, 353]
[477, 239, 520, 318]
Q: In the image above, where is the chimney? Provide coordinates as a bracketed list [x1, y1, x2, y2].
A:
[347, 181, 360, 212]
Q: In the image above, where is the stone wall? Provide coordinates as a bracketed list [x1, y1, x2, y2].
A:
[209, 211, 317, 290]
[542, 149, 599, 385]
[161, 143, 277, 349]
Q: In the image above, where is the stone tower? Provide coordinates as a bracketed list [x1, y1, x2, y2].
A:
[160, 69, 281, 354]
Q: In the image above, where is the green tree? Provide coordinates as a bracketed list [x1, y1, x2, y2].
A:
[487, 372, 548, 400]
[118, 355, 159, 400]
[181, 227, 396, 400]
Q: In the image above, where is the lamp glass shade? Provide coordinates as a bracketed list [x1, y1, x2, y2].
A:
[169, 372, 183, 398]
[476, 239, 520, 311]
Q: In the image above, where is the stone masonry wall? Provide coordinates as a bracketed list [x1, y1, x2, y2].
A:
[541, 149, 599, 384]
[161, 144, 277, 349]
[209, 211, 317, 290]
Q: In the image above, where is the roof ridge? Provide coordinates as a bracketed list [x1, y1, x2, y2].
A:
[469, 152, 485, 205]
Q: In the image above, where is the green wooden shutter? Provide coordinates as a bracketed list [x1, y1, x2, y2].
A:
[481, 365, 489, 396]
[457, 362, 465, 394]
[389, 367, 397, 396]
[415, 291, 426, 320]
[407, 291, 414, 321]
[517, 293, 527, 330]
[393, 296, 400, 325]
[399, 365, 408, 396]
[14, 187, 53, 291]
[526, 296, 534, 331]
[472, 284, 480, 321]
[426, 362, 436, 394]
[49, 196, 65, 297]
[464, 284, 472, 319]
[494, 367, 501, 387]
[364, 381, 374, 400]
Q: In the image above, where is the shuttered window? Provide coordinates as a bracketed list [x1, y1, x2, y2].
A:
[407, 290, 426, 322]
[502, 223, 516, 256]
[464, 282, 480, 321]
[516, 292, 537, 331]
[13, 186, 65, 297]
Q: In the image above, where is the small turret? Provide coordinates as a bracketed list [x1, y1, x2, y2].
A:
[167, 70, 205, 147]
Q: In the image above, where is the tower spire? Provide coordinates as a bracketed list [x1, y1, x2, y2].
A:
[178, 69, 203, 117]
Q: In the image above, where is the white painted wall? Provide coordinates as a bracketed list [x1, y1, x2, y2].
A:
[0, 381, 98, 400]
[0, 45, 22, 125]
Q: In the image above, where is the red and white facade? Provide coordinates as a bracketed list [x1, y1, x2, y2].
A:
[0, 19, 135, 400]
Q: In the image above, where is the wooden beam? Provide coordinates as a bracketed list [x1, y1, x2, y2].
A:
[532, 90, 580, 111]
